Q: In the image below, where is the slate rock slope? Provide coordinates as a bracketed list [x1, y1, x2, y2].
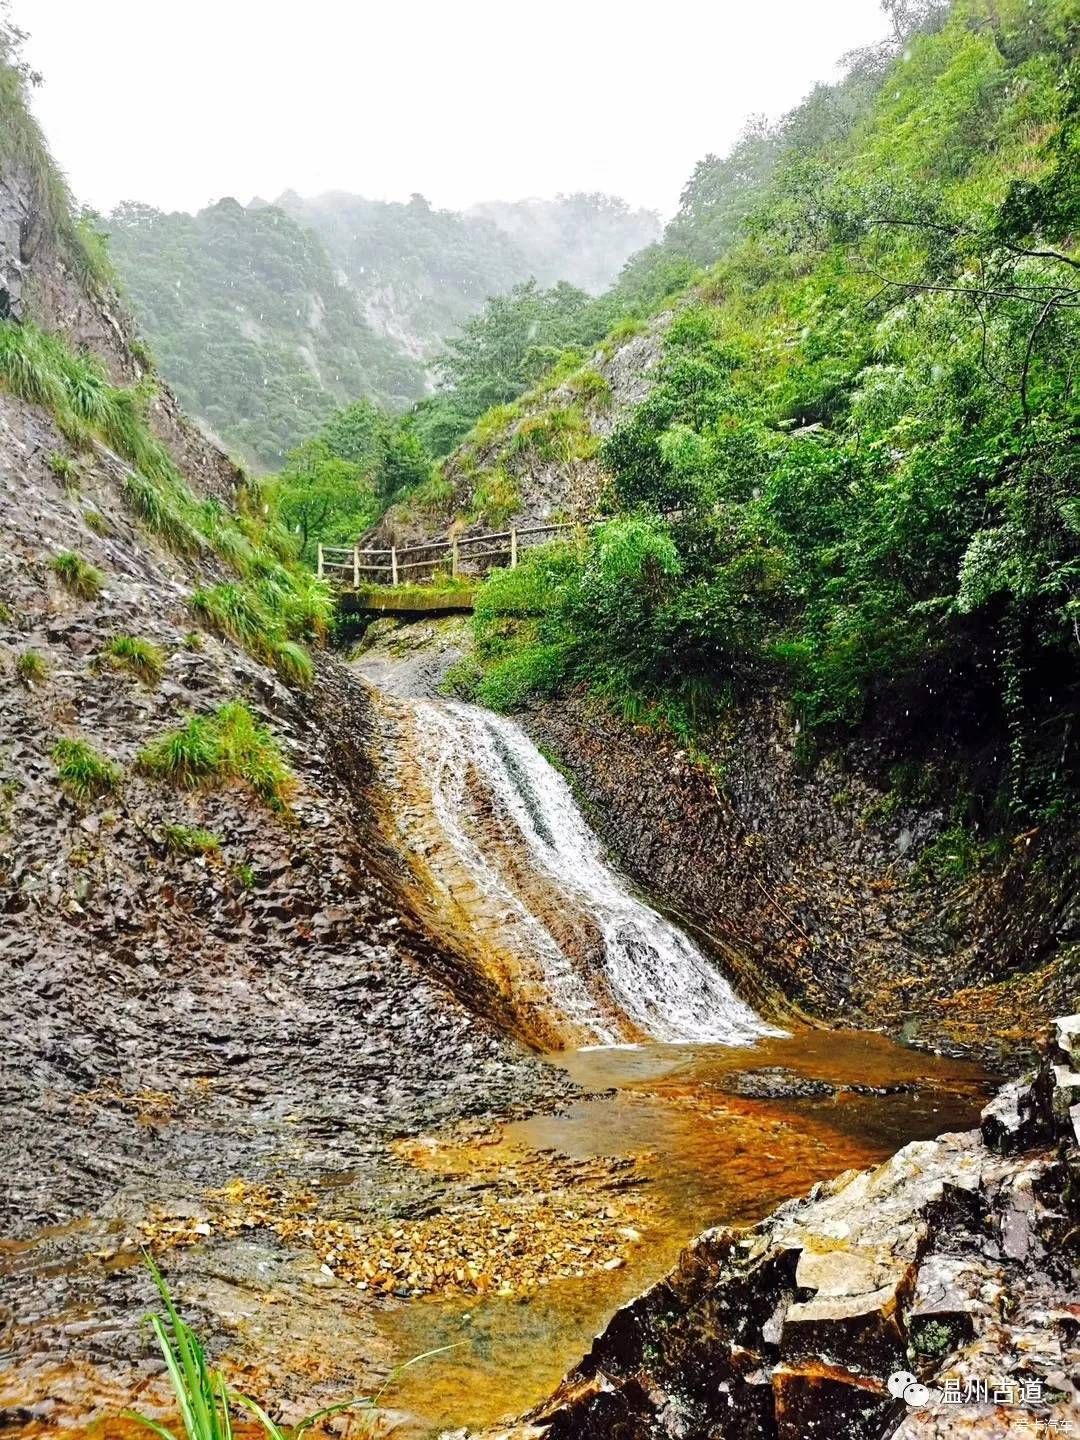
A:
[0, 93, 568, 1422]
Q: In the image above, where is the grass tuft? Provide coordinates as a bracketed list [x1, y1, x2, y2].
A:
[47, 451, 81, 490]
[163, 824, 221, 857]
[52, 737, 122, 803]
[137, 714, 222, 791]
[124, 472, 204, 557]
[190, 584, 269, 652]
[101, 634, 166, 687]
[266, 639, 314, 690]
[15, 649, 48, 686]
[50, 549, 104, 600]
[123, 1254, 458, 1440]
[138, 702, 295, 812]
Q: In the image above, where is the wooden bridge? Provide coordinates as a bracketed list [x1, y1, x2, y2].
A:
[317, 521, 584, 611]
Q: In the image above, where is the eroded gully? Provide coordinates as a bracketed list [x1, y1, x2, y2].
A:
[0, 640, 992, 1440]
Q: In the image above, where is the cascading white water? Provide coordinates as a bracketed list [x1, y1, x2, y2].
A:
[413, 698, 780, 1048]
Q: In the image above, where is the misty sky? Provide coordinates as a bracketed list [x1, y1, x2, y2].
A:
[16, 0, 891, 220]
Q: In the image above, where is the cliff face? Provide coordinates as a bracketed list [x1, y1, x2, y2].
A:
[523, 690, 1077, 1063]
[0, 148, 240, 502]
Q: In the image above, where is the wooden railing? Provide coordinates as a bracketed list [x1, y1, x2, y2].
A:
[317, 520, 584, 588]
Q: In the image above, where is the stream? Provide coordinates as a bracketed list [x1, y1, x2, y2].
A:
[376, 1030, 988, 1434]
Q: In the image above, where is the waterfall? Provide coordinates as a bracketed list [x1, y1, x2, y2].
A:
[411, 699, 779, 1048]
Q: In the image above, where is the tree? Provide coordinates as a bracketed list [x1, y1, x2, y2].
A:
[437, 279, 602, 415]
[267, 442, 375, 563]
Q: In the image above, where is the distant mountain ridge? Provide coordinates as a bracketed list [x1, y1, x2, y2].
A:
[277, 189, 659, 359]
[106, 190, 660, 469]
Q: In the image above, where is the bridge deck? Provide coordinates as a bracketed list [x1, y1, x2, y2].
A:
[318, 520, 587, 607]
[339, 584, 478, 615]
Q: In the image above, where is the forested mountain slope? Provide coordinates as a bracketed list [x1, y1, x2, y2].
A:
[106, 199, 427, 469]
[104, 190, 658, 471]
[281, 189, 658, 359]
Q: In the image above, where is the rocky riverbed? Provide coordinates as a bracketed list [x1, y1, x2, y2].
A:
[456, 1019, 1080, 1440]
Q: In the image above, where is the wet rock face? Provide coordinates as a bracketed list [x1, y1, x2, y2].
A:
[0, 394, 571, 1418]
[0, 157, 241, 505]
[498, 1026, 1080, 1440]
[521, 691, 1074, 1061]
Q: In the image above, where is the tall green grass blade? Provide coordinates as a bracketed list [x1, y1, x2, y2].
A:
[120, 1410, 180, 1440]
[227, 1392, 288, 1440]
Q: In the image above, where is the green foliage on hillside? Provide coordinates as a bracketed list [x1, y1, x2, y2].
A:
[280, 190, 531, 360]
[268, 397, 431, 562]
[456, 0, 1080, 830]
[283, 190, 657, 358]
[413, 280, 617, 457]
[103, 187, 660, 474]
[0, 317, 330, 687]
[105, 200, 427, 468]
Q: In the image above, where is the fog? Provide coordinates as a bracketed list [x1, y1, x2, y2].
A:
[16, 0, 891, 218]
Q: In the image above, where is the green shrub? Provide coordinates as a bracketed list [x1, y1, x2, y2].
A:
[101, 634, 166, 687]
[83, 510, 110, 537]
[163, 824, 221, 857]
[52, 737, 122, 803]
[15, 649, 48, 686]
[138, 701, 295, 811]
[473, 643, 574, 711]
[50, 550, 104, 600]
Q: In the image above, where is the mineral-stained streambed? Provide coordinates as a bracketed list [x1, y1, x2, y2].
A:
[376, 1031, 989, 1435]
